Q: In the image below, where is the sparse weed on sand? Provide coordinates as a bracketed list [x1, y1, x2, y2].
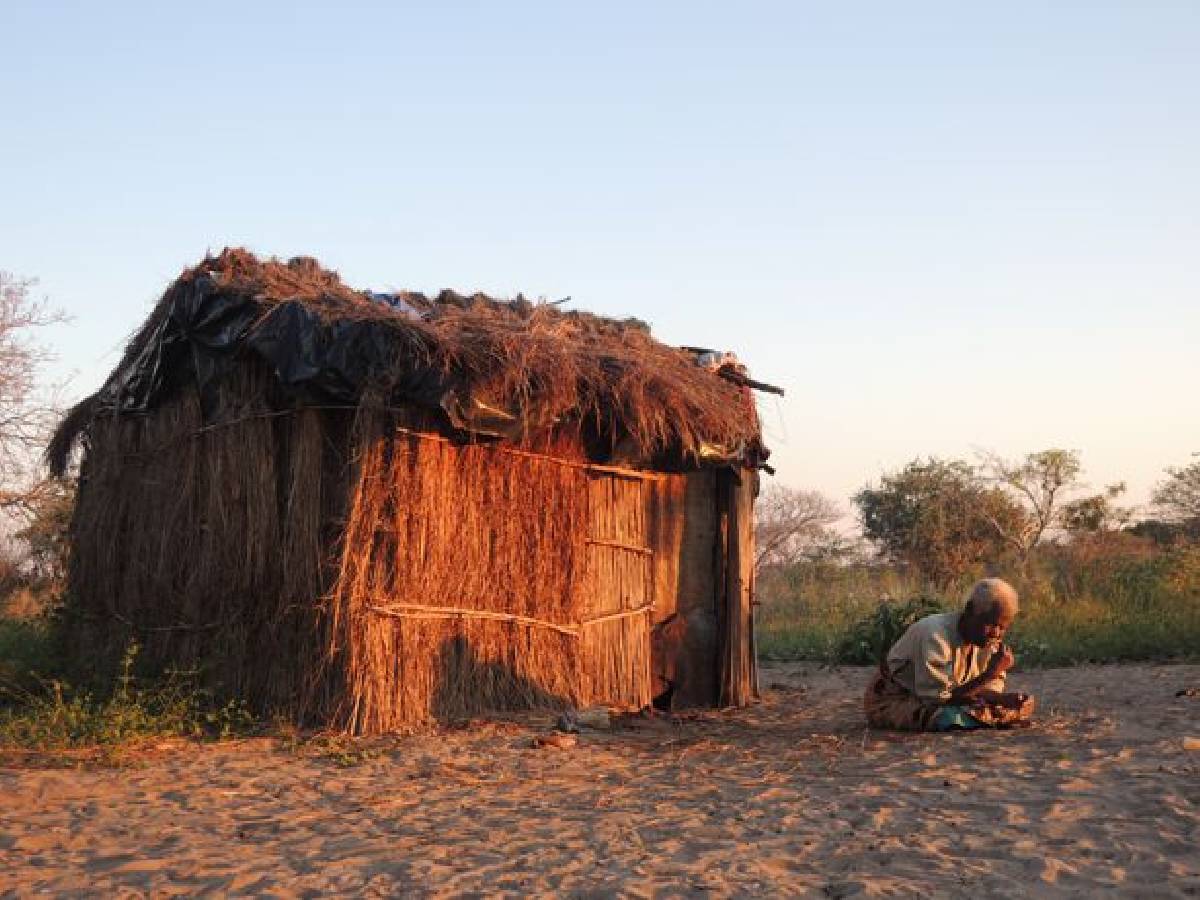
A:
[0, 640, 255, 760]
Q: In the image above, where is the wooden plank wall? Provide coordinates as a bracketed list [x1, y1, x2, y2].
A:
[647, 471, 722, 708]
[717, 468, 757, 707]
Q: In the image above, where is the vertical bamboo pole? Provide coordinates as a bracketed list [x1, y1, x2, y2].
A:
[717, 467, 755, 707]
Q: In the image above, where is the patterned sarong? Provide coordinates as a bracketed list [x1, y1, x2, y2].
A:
[864, 663, 1034, 732]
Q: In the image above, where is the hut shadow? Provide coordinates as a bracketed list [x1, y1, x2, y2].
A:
[430, 635, 572, 723]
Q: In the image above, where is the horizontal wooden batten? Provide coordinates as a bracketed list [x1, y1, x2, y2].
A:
[581, 604, 655, 627]
[584, 537, 652, 555]
[365, 601, 655, 637]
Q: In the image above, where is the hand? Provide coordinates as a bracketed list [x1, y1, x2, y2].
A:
[995, 691, 1028, 710]
[986, 645, 1015, 678]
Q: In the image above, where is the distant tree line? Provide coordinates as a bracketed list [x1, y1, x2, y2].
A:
[756, 448, 1200, 589]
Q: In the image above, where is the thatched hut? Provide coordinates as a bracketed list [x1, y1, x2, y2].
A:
[48, 250, 775, 733]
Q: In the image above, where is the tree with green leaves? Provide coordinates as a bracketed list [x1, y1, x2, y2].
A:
[1151, 458, 1200, 525]
[1060, 482, 1130, 535]
[854, 458, 1027, 587]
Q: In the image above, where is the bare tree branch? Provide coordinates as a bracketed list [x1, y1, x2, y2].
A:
[0, 271, 67, 508]
[978, 448, 1083, 560]
[754, 485, 842, 570]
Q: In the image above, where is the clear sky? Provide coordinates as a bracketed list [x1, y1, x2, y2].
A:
[3, 1, 1197, 518]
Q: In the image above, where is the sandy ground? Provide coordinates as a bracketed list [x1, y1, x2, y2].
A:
[1, 663, 1197, 898]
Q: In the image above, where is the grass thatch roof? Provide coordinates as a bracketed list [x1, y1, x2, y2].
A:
[48, 249, 768, 474]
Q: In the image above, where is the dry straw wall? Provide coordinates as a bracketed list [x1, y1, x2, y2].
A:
[67, 366, 678, 731]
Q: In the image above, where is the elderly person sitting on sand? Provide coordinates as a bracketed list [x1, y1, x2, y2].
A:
[864, 578, 1035, 731]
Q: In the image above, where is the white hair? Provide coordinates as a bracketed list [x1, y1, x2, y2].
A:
[965, 577, 1019, 618]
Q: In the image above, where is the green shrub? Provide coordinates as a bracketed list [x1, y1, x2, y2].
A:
[0, 642, 254, 752]
[834, 595, 946, 665]
[0, 616, 62, 693]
